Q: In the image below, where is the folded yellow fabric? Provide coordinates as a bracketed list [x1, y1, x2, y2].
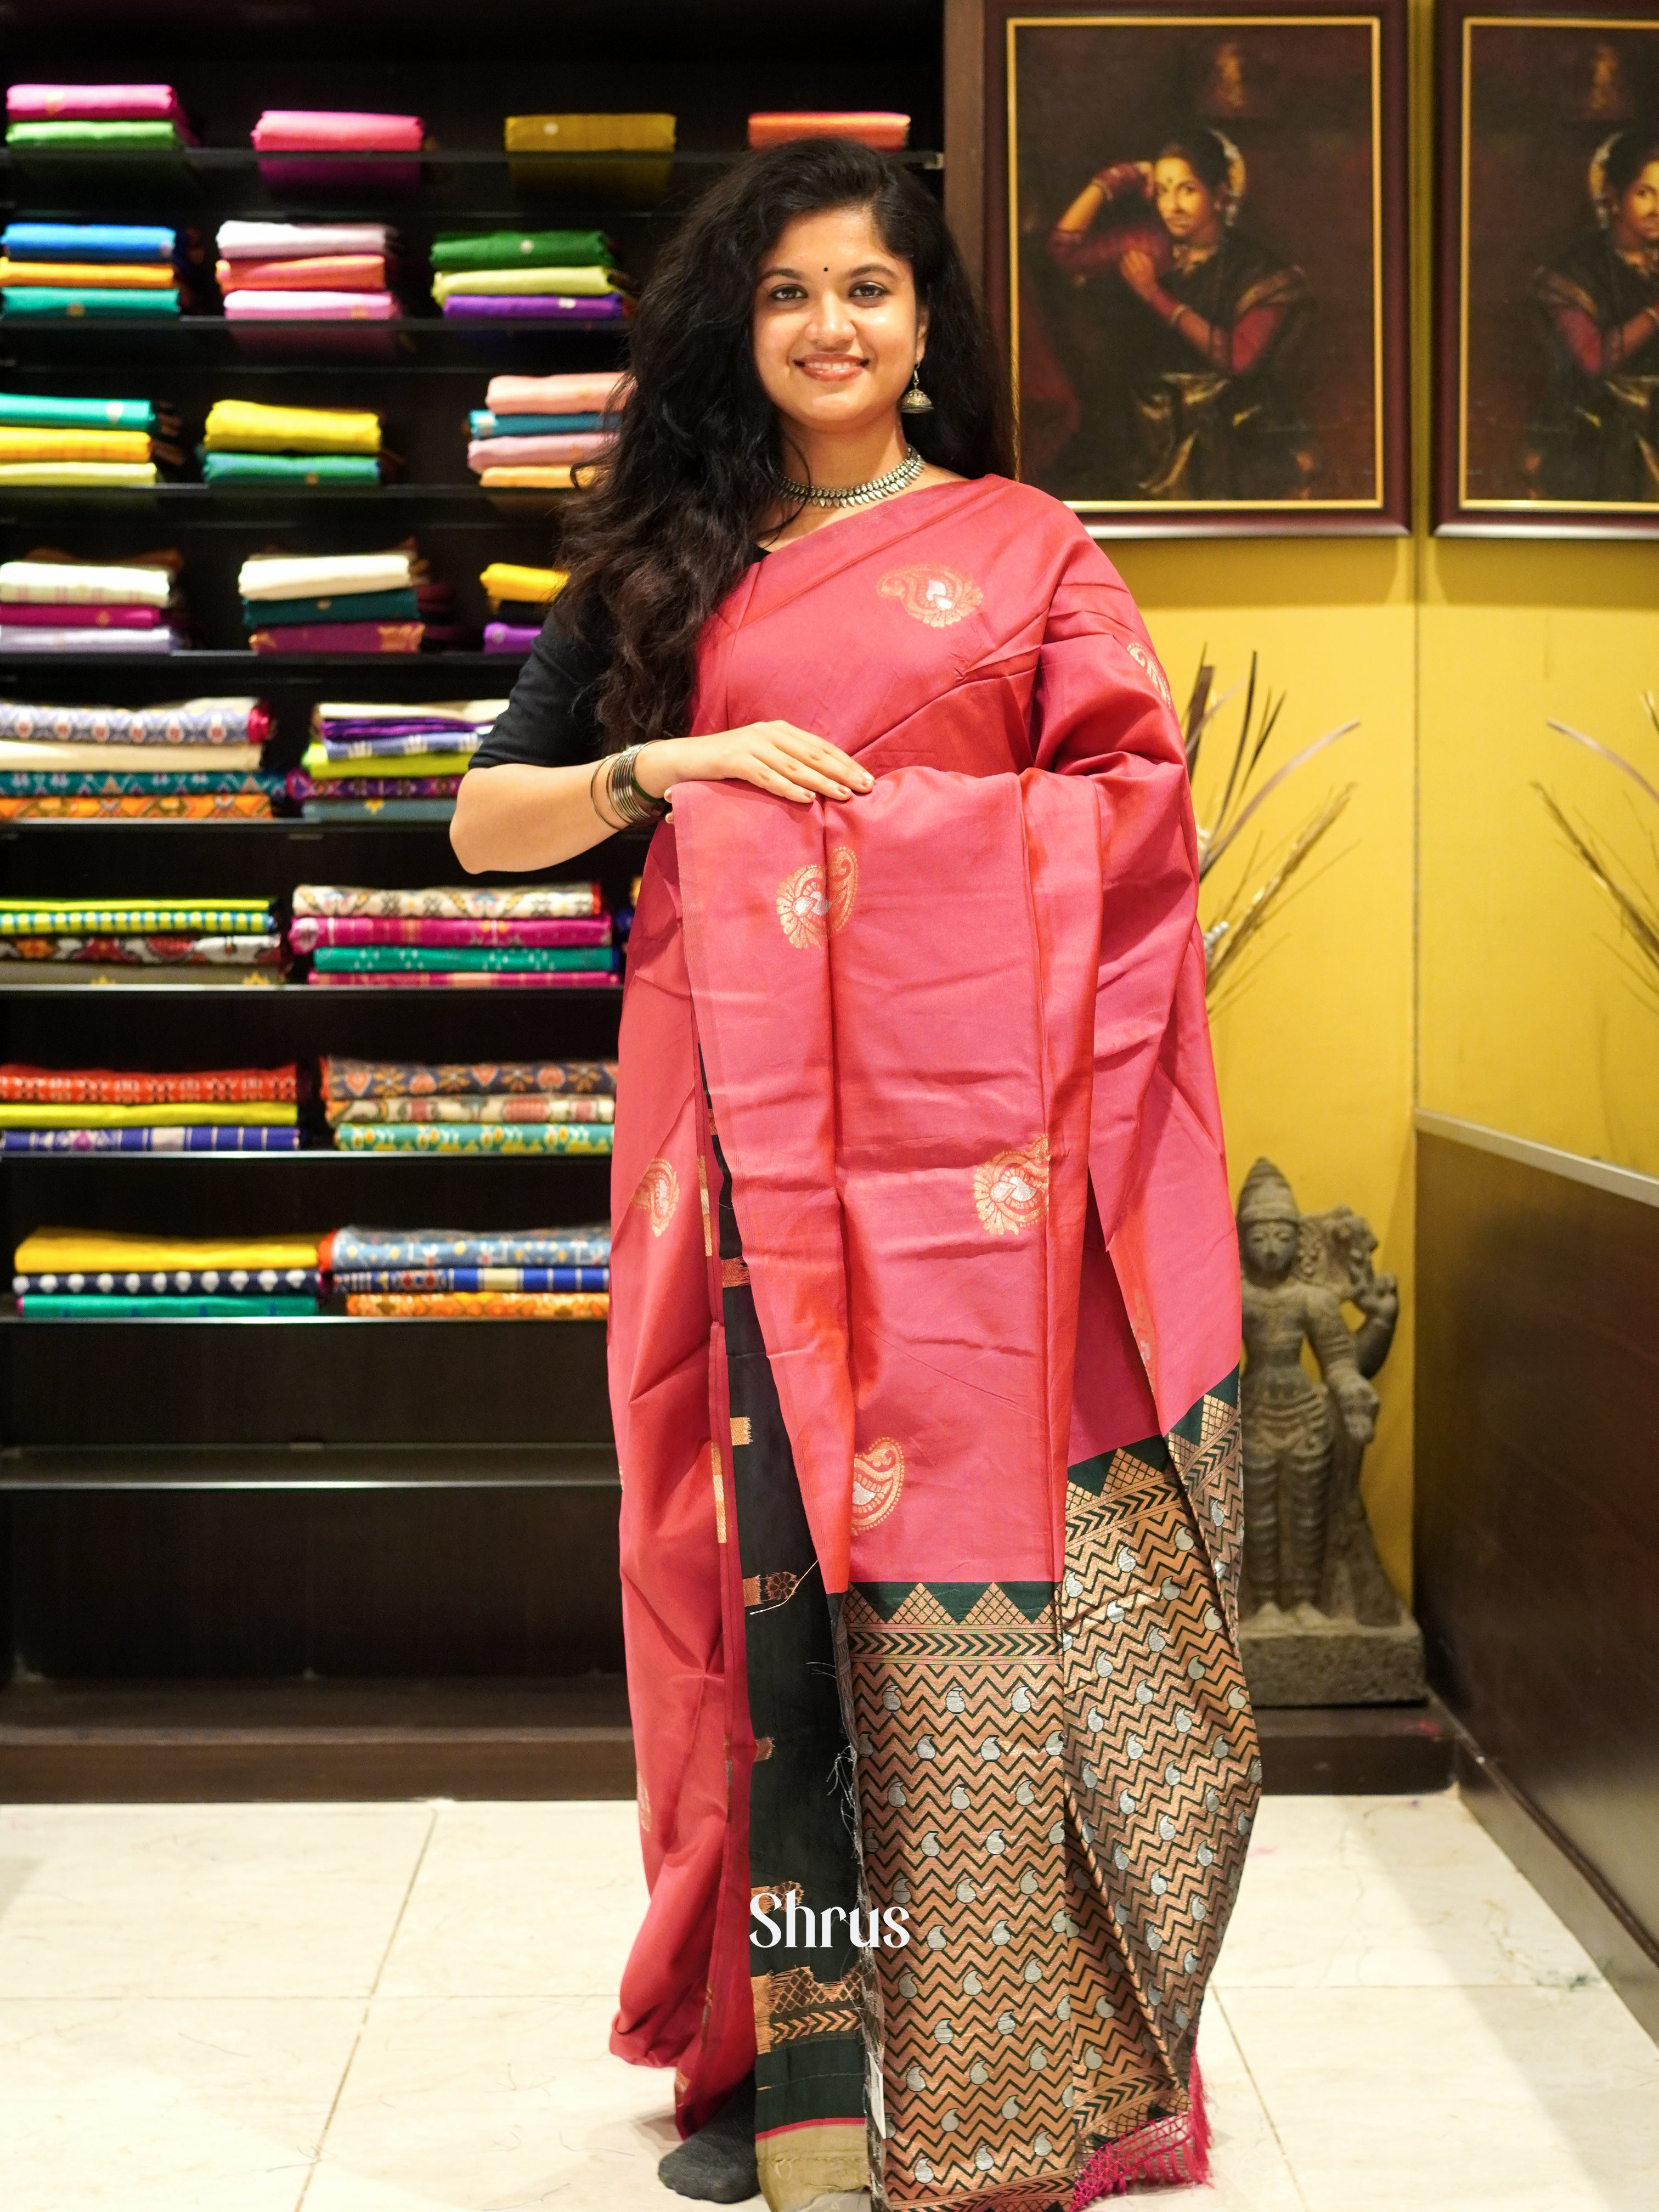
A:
[479, 562, 568, 603]
[0, 1102, 296, 1127]
[0, 427, 153, 462]
[504, 113, 675, 153]
[203, 399, 382, 456]
[479, 467, 577, 490]
[0, 462, 158, 486]
[301, 743, 476, 780]
[15, 1227, 321, 1270]
[0, 261, 178, 290]
[431, 265, 622, 301]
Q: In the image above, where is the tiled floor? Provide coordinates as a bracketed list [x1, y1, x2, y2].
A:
[2, 1790, 1656, 2211]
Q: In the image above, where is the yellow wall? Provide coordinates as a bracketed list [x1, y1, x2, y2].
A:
[1098, 0, 1659, 1604]
[1116, 541, 1420, 1600]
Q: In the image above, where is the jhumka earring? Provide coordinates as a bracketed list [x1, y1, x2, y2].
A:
[899, 363, 934, 414]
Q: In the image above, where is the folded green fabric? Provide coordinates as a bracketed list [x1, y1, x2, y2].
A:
[3, 289, 180, 317]
[0, 392, 155, 430]
[19, 1294, 317, 1317]
[6, 122, 184, 148]
[430, 228, 612, 270]
[332, 1121, 612, 1153]
[206, 453, 381, 486]
[312, 943, 614, 973]
[246, 586, 419, 625]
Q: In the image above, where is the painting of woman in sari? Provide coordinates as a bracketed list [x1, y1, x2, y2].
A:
[1526, 127, 1659, 502]
[1045, 128, 1316, 502]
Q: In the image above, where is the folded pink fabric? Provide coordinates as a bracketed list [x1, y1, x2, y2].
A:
[223, 291, 397, 321]
[485, 373, 631, 415]
[466, 432, 612, 472]
[7, 83, 188, 127]
[0, 602, 163, 629]
[216, 255, 387, 292]
[252, 111, 425, 151]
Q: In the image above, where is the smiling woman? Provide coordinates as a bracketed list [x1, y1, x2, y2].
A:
[448, 138, 1252, 2212]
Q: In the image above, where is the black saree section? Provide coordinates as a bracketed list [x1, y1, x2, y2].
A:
[712, 1125, 871, 2208]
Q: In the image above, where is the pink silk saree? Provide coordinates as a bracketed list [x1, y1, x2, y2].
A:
[608, 476, 1257, 2211]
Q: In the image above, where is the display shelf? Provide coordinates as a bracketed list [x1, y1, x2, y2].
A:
[0, 1441, 618, 1489]
[0, 650, 526, 674]
[0, 1311, 609, 1328]
[0, 146, 943, 175]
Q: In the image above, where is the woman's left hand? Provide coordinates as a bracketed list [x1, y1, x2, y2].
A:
[1118, 249, 1161, 302]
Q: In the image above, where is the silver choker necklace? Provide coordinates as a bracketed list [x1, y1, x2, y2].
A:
[777, 444, 924, 509]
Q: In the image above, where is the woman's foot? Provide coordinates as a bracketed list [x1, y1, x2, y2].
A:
[658, 2074, 759, 2203]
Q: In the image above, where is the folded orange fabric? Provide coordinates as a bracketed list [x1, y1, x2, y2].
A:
[213, 254, 388, 292]
[746, 112, 911, 150]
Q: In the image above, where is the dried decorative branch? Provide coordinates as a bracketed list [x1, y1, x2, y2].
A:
[1535, 774, 1659, 1002]
[1182, 651, 1360, 998]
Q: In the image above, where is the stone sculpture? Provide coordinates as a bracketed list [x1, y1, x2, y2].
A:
[1235, 1158, 1425, 1705]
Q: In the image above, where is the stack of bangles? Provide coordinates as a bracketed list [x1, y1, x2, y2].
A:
[591, 743, 670, 827]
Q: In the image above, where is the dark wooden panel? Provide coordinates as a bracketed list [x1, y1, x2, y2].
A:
[1415, 1130, 1659, 1962]
[1257, 1699, 1453, 1795]
[0, 1675, 635, 1802]
[8, 1488, 625, 1676]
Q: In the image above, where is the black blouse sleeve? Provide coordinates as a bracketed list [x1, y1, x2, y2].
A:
[467, 606, 606, 771]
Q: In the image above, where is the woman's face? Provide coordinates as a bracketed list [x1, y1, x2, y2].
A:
[1153, 157, 1223, 246]
[752, 204, 927, 442]
[1612, 158, 1659, 250]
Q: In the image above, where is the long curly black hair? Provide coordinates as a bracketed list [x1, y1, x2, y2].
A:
[554, 137, 1011, 752]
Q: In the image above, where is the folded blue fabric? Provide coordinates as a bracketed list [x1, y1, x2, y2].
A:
[239, 588, 420, 627]
[2, 222, 176, 262]
[468, 410, 611, 437]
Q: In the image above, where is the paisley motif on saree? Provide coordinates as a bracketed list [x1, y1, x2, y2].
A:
[607, 479, 1254, 2210]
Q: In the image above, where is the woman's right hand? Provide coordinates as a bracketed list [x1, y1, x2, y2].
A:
[634, 723, 874, 806]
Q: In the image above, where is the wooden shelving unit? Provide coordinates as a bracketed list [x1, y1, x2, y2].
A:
[0, 0, 946, 1798]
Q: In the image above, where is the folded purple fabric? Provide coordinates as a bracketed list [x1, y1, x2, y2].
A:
[466, 432, 611, 471]
[8, 83, 189, 127]
[484, 623, 539, 653]
[441, 294, 628, 322]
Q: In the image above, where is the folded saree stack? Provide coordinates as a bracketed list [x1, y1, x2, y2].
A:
[0, 693, 276, 820]
[480, 561, 566, 653]
[0, 1060, 299, 1152]
[746, 112, 912, 149]
[287, 699, 505, 820]
[201, 398, 387, 487]
[320, 1222, 610, 1316]
[14, 1225, 319, 1316]
[239, 550, 421, 654]
[251, 110, 425, 197]
[432, 223, 633, 327]
[0, 555, 186, 656]
[504, 111, 675, 209]
[216, 222, 398, 323]
[292, 882, 616, 989]
[0, 386, 178, 487]
[0, 220, 184, 319]
[320, 1055, 615, 1154]
[0, 895, 279, 981]
[4, 82, 195, 159]
[469, 371, 628, 492]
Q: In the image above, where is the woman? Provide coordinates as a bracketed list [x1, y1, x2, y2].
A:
[452, 137, 1254, 2212]
[1046, 128, 1313, 501]
[1527, 126, 1659, 501]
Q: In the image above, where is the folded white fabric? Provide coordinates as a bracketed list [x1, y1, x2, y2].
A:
[318, 698, 508, 723]
[0, 560, 173, 607]
[216, 221, 392, 259]
[0, 740, 262, 772]
[238, 551, 413, 601]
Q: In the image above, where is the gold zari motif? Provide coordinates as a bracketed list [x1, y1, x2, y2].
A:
[973, 1134, 1051, 1235]
[630, 1155, 680, 1236]
[850, 1436, 906, 1532]
[775, 845, 857, 948]
[878, 563, 985, 628]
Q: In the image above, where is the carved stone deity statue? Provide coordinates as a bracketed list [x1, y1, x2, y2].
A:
[1235, 1158, 1426, 1706]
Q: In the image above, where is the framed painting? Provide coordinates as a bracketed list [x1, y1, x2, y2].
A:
[981, 1, 1410, 535]
[1437, 4, 1659, 534]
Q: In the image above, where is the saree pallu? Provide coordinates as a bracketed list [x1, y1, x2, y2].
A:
[609, 477, 1254, 2211]
[321, 1054, 615, 1099]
